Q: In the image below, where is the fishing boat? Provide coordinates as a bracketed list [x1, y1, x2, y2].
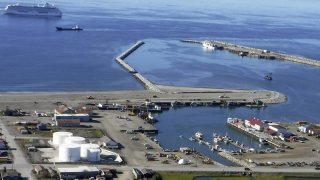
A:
[202, 40, 215, 50]
[195, 132, 203, 140]
[56, 25, 83, 31]
[188, 137, 195, 141]
[264, 73, 272, 80]
[213, 137, 222, 143]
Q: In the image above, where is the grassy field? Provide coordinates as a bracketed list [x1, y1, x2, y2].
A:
[154, 172, 320, 180]
[51, 127, 105, 138]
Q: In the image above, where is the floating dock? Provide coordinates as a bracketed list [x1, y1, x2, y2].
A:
[115, 41, 163, 93]
[181, 39, 320, 67]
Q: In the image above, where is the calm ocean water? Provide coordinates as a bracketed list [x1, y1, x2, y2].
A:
[1, 0, 320, 165]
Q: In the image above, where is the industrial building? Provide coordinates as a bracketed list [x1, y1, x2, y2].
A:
[57, 166, 99, 179]
[55, 118, 80, 127]
[53, 114, 91, 122]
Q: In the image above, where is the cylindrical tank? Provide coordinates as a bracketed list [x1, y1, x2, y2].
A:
[64, 136, 86, 145]
[59, 143, 81, 162]
[80, 144, 100, 159]
[87, 148, 100, 162]
[52, 132, 73, 146]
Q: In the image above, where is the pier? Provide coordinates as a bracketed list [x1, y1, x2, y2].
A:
[115, 41, 163, 93]
[218, 151, 255, 168]
[181, 39, 320, 67]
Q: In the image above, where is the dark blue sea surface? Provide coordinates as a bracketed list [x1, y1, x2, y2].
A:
[1, 0, 320, 165]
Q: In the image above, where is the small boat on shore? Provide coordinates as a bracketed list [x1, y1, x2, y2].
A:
[56, 25, 83, 31]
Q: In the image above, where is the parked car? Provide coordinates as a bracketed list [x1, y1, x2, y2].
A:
[144, 143, 153, 149]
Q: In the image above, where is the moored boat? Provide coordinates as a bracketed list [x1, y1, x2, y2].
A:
[264, 73, 272, 80]
[259, 138, 269, 145]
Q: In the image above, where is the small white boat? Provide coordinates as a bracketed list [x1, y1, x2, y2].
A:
[188, 137, 195, 141]
[195, 132, 203, 140]
[224, 139, 230, 144]
[259, 138, 269, 145]
[148, 112, 154, 120]
[213, 136, 222, 143]
[202, 40, 215, 50]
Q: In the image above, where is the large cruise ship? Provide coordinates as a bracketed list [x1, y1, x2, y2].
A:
[4, 2, 62, 17]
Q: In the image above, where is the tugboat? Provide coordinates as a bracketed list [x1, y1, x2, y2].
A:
[56, 25, 83, 31]
[264, 73, 272, 80]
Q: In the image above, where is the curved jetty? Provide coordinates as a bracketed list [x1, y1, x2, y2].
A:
[112, 41, 286, 106]
[181, 39, 320, 67]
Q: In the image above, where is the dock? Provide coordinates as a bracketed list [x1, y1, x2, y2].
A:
[181, 39, 320, 67]
[115, 41, 163, 93]
[226, 120, 281, 148]
[218, 151, 255, 168]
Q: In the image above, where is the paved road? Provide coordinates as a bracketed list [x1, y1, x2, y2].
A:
[0, 120, 34, 180]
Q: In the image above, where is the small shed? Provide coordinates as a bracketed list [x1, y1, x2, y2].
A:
[0, 140, 7, 150]
[34, 165, 47, 176]
[100, 136, 119, 149]
[37, 123, 47, 130]
[298, 125, 310, 133]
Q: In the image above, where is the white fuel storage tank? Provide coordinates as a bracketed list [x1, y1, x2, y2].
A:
[80, 144, 100, 159]
[87, 148, 101, 162]
[52, 132, 73, 146]
[59, 143, 81, 162]
[64, 136, 86, 145]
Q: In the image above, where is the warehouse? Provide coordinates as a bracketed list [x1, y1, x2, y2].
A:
[57, 166, 99, 179]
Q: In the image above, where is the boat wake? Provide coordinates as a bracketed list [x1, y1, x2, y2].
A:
[83, 28, 114, 32]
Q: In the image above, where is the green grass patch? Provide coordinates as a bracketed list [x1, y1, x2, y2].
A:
[51, 127, 105, 138]
[154, 172, 320, 180]
[155, 172, 249, 180]
[31, 130, 53, 138]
